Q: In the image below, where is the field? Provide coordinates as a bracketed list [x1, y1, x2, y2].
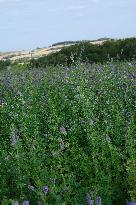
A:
[0, 61, 136, 205]
[0, 40, 105, 63]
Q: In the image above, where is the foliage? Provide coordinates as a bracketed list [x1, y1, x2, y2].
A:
[0, 61, 136, 204]
[0, 60, 11, 70]
[29, 38, 136, 68]
[126, 115, 136, 202]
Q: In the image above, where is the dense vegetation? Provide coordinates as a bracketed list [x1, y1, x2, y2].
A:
[0, 60, 11, 70]
[29, 38, 136, 68]
[0, 61, 136, 204]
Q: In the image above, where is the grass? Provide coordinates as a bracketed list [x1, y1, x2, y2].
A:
[0, 61, 136, 205]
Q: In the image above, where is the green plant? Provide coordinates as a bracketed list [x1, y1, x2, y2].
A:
[0, 61, 136, 204]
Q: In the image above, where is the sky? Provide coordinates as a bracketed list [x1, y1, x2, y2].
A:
[0, 0, 136, 51]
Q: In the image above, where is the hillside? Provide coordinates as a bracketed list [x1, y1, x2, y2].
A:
[0, 40, 106, 63]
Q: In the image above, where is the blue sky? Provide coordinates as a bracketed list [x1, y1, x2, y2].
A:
[0, 0, 136, 51]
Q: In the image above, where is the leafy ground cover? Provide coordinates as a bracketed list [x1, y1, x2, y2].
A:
[0, 61, 136, 205]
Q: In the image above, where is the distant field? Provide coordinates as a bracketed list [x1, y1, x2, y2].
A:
[0, 61, 136, 204]
[0, 40, 106, 63]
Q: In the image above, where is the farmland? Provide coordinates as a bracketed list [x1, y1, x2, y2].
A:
[0, 60, 136, 204]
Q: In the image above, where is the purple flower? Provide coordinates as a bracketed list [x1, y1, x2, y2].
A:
[28, 185, 35, 191]
[60, 126, 67, 135]
[86, 193, 94, 205]
[96, 196, 102, 205]
[22, 201, 29, 205]
[60, 141, 65, 150]
[42, 186, 49, 193]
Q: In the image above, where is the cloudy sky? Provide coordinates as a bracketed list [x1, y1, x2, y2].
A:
[0, 0, 136, 51]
